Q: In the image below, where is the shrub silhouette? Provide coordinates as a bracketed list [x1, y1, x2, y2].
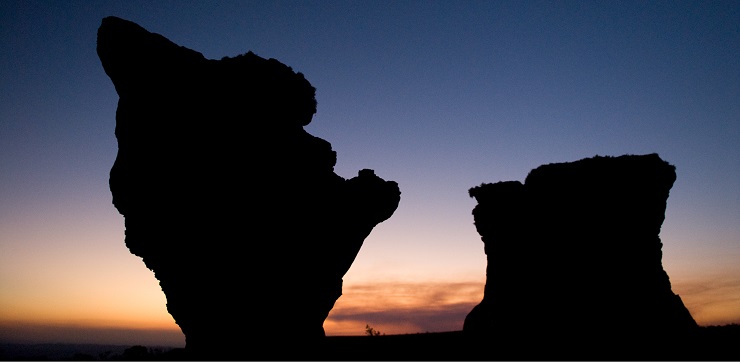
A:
[365, 324, 383, 337]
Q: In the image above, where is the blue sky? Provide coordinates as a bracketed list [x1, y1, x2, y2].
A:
[0, 0, 738, 345]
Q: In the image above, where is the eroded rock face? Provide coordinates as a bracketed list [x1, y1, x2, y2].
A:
[464, 154, 696, 355]
[97, 16, 400, 358]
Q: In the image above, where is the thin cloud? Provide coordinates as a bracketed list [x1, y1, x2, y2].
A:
[326, 281, 483, 335]
[326, 275, 740, 336]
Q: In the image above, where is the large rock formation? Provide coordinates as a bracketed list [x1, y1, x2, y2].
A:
[97, 16, 400, 358]
[464, 154, 697, 358]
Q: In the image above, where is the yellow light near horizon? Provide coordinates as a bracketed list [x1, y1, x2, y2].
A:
[0, 284, 179, 331]
[0, 234, 180, 331]
[673, 276, 740, 326]
[9, 295, 157, 327]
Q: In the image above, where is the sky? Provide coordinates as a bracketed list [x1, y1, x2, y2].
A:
[0, 0, 738, 347]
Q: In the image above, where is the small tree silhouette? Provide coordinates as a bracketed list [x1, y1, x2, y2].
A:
[365, 324, 382, 336]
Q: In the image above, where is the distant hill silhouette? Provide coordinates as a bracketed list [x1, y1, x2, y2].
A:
[464, 154, 698, 359]
[97, 16, 400, 359]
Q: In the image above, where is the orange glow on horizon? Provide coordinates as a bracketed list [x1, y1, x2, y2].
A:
[1, 275, 738, 345]
[672, 276, 740, 326]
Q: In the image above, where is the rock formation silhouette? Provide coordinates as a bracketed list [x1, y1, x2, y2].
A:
[464, 154, 698, 358]
[97, 16, 400, 359]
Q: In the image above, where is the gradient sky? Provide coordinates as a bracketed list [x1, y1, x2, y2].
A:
[1, 0, 738, 347]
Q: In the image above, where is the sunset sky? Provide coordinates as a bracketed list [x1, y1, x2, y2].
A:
[1, 0, 738, 347]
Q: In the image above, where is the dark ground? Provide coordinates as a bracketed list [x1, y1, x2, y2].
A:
[2, 325, 738, 361]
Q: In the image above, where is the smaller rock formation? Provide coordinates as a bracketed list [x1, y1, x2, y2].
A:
[464, 154, 697, 358]
[97, 16, 400, 359]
